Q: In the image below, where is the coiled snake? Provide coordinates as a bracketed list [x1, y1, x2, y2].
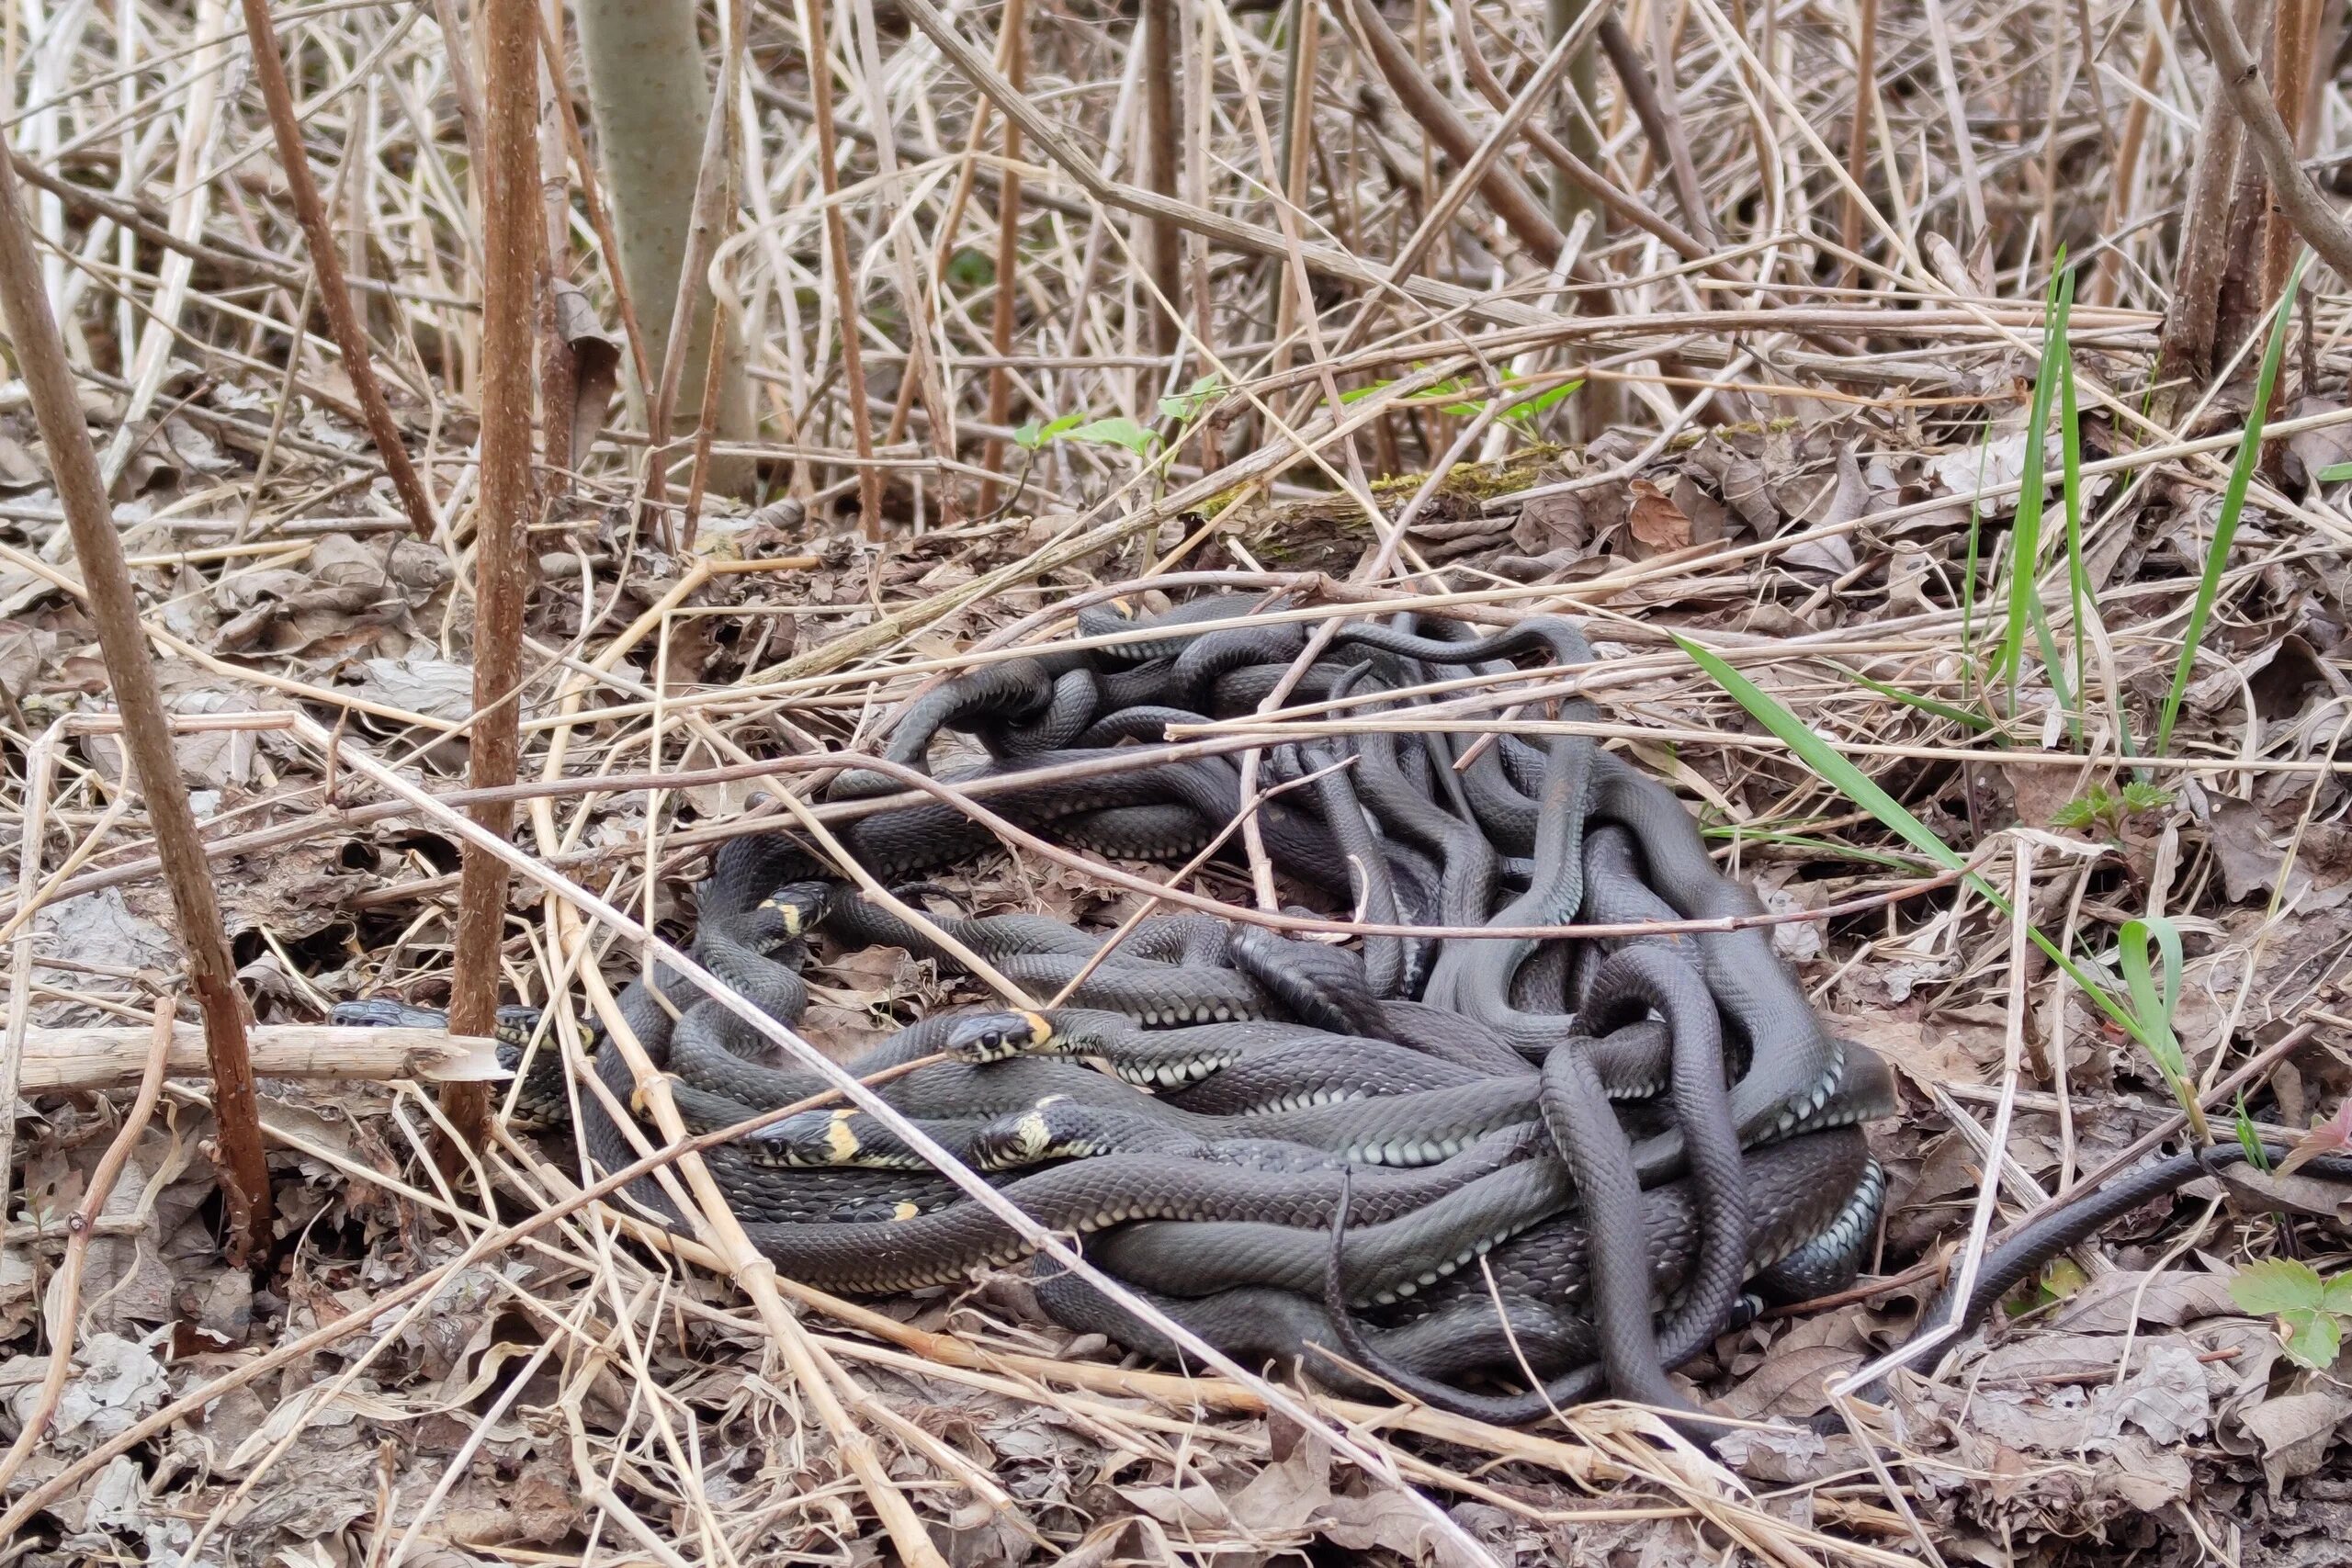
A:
[333, 593, 2278, 1428]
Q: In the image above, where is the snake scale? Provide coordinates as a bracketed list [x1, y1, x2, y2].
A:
[334, 592, 2311, 1430]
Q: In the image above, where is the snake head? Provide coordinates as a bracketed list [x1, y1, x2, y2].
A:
[758, 881, 833, 940]
[750, 1107, 869, 1167]
[968, 1097, 1080, 1171]
[943, 1010, 1053, 1063]
[967, 1097, 1119, 1171]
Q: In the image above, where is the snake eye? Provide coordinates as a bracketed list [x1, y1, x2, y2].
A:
[945, 1010, 1047, 1062]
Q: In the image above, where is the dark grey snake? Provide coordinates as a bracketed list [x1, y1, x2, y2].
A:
[327, 593, 2291, 1428]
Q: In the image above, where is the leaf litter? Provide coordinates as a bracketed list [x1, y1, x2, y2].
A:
[6, 0, 2352, 1563]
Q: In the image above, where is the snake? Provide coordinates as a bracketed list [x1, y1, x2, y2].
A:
[324, 596, 1997, 1425]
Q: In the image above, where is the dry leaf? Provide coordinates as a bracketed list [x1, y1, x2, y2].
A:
[1625, 478, 1692, 553]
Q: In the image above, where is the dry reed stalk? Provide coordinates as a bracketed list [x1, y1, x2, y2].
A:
[1140, 0, 1183, 359]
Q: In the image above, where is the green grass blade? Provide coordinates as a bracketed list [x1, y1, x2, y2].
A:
[1828, 662, 1999, 733]
[2120, 915, 2210, 1138]
[2055, 266, 2089, 750]
[2028, 594, 2075, 732]
[1998, 273, 2067, 705]
[2154, 252, 2310, 755]
[1961, 420, 1991, 710]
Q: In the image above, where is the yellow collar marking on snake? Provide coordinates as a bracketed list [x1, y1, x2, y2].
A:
[824, 1109, 862, 1164]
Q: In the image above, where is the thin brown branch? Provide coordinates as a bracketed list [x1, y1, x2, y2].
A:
[444, 0, 540, 1151]
[0, 150, 272, 1256]
[2185, 0, 2352, 286]
[805, 0, 884, 536]
[232, 0, 438, 541]
[1596, 15, 1716, 247]
[1335, 0, 1566, 262]
[1141, 0, 1183, 359]
[977, 0, 1029, 513]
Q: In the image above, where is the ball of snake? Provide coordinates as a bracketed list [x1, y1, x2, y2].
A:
[1034, 1008, 1487, 1105]
[804, 890, 1276, 1027]
[1072, 1041, 1895, 1306]
[729, 1117, 1553, 1295]
[1075, 592, 1280, 664]
[665, 1002, 1061, 1112]
[1026, 1129, 1882, 1398]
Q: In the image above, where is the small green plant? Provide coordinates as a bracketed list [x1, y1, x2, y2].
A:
[2157, 252, 2310, 755]
[2318, 461, 2352, 483]
[1339, 367, 1579, 432]
[1014, 378, 1227, 467]
[2229, 1258, 2352, 1370]
[2118, 916, 2209, 1141]
[1013, 412, 1086, 450]
[1677, 634, 2208, 1134]
[1012, 412, 1158, 461]
[1159, 374, 1223, 424]
[2051, 780, 2175, 835]
[2233, 1090, 2273, 1174]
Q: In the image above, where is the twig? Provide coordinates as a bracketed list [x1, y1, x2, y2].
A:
[2186, 0, 2352, 284]
[232, 0, 437, 541]
[976, 0, 1028, 513]
[1141, 0, 1182, 359]
[443, 0, 539, 1150]
[803, 0, 884, 536]
[0, 147, 272, 1256]
[1595, 16, 1716, 248]
[13, 1023, 505, 1090]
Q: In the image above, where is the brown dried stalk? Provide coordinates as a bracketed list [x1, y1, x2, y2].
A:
[977, 0, 1030, 513]
[1595, 15, 1715, 247]
[804, 0, 885, 536]
[443, 0, 541, 1150]
[1337, 0, 1566, 262]
[0, 151, 273, 1255]
[232, 0, 437, 542]
[1141, 0, 1183, 358]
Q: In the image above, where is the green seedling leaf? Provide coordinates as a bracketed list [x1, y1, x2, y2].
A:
[2052, 790, 2113, 832]
[2236, 1090, 2273, 1173]
[2158, 253, 2310, 755]
[2319, 461, 2352, 483]
[2230, 1257, 2327, 1315]
[1066, 417, 1159, 457]
[1511, 378, 1582, 422]
[1014, 412, 1087, 450]
[2120, 780, 2175, 814]
[1159, 375, 1223, 424]
[2325, 1273, 2352, 1317]
[2283, 1308, 2343, 1369]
